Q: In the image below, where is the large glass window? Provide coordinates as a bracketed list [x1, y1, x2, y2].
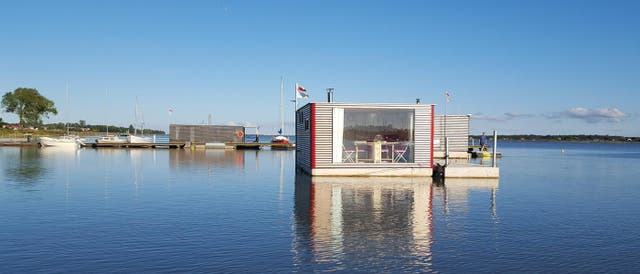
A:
[333, 108, 414, 163]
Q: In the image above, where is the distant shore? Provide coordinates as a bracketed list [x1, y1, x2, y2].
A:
[477, 135, 640, 143]
[1, 127, 165, 138]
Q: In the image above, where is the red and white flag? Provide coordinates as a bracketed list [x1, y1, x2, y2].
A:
[296, 83, 308, 98]
[168, 107, 174, 115]
[445, 91, 451, 103]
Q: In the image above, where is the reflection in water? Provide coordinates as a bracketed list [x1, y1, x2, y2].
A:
[433, 178, 500, 222]
[294, 172, 499, 272]
[294, 172, 434, 272]
[129, 150, 144, 192]
[3, 147, 82, 189]
[169, 149, 246, 170]
[3, 148, 48, 187]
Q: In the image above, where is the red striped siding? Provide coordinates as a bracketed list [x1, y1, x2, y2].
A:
[311, 103, 316, 169]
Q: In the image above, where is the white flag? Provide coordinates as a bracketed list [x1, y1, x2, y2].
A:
[296, 83, 309, 98]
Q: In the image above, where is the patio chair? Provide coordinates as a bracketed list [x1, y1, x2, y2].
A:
[343, 145, 355, 163]
[393, 144, 409, 163]
[381, 144, 392, 161]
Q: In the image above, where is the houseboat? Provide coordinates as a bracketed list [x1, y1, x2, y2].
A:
[295, 102, 499, 178]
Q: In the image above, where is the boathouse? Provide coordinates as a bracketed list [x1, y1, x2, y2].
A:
[295, 102, 435, 176]
[170, 124, 245, 143]
[433, 114, 470, 158]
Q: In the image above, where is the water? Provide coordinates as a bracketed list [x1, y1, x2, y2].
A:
[1, 142, 639, 273]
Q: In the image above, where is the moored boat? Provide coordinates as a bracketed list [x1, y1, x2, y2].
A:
[271, 134, 290, 144]
[271, 77, 295, 150]
[128, 135, 153, 143]
[96, 135, 126, 144]
[40, 136, 83, 148]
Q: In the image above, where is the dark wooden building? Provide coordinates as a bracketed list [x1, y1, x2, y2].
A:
[170, 124, 245, 143]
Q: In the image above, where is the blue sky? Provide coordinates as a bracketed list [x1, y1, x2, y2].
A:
[1, 1, 638, 135]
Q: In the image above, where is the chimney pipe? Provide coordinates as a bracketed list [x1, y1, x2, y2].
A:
[327, 88, 334, 102]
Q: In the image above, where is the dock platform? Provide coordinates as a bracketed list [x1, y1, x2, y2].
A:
[226, 142, 295, 150]
[0, 142, 40, 147]
[82, 142, 186, 149]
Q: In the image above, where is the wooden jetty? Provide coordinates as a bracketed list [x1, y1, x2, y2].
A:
[2, 139, 294, 150]
[80, 142, 292, 150]
[82, 142, 186, 149]
[0, 142, 40, 147]
[226, 142, 295, 150]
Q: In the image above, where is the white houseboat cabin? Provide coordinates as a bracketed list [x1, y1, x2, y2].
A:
[295, 102, 436, 176]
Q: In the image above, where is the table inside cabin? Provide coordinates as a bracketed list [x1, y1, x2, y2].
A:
[354, 141, 398, 163]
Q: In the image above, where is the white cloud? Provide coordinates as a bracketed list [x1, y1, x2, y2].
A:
[504, 112, 535, 119]
[549, 107, 627, 123]
[473, 112, 534, 121]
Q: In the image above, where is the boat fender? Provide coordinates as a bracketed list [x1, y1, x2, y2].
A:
[432, 163, 445, 185]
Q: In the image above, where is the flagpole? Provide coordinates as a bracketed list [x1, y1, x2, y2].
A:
[294, 83, 299, 113]
[291, 83, 298, 130]
[444, 91, 447, 140]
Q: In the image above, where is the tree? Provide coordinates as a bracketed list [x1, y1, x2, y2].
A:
[1, 88, 58, 127]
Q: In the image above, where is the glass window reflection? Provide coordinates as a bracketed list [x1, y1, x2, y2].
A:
[333, 108, 414, 163]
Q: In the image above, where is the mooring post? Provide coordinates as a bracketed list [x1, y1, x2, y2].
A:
[445, 137, 450, 166]
[492, 130, 498, 167]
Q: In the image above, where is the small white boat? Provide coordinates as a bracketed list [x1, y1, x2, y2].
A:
[96, 135, 126, 144]
[41, 85, 83, 149]
[271, 135, 290, 144]
[128, 135, 153, 143]
[40, 136, 82, 148]
[271, 77, 294, 150]
[128, 97, 153, 144]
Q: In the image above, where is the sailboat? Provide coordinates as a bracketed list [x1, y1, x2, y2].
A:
[271, 77, 292, 148]
[96, 89, 127, 144]
[40, 84, 84, 148]
[40, 135, 83, 148]
[128, 97, 153, 143]
[128, 134, 152, 144]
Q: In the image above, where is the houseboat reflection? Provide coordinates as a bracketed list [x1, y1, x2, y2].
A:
[293, 171, 499, 271]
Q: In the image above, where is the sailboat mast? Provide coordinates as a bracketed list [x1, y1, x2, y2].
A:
[134, 97, 139, 135]
[105, 88, 109, 135]
[140, 104, 145, 135]
[280, 76, 284, 135]
[65, 83, 69, 135]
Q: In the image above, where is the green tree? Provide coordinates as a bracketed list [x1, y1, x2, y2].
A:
[1, 88, 58, 127]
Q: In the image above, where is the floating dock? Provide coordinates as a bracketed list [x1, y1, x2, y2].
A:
[82, 142, 186, 149]
[0, 142, 39, 147]
[225, 142, 295, 150]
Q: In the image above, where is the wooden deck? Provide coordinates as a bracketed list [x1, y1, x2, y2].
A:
[226, 142, 295, 150]
[0, 142, 40, 147]
[82, 142, 186, 149]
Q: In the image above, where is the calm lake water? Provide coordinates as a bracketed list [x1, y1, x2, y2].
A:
[1, 142, 639, 273]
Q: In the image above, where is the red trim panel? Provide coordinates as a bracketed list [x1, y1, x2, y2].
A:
[430, 104, 435, 168]
[310, 103, 316, 169]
